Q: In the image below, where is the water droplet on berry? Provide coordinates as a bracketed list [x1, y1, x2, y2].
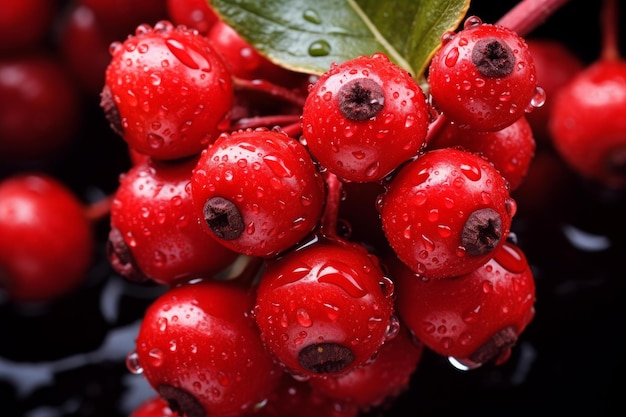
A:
[384, 315, 401, 341]
[444, 47, 460, 67]
[263, 154, 292, 177]
[147, 348, 165, 367]
[460, 162, 481, 181]
[448, 356, 481, 371]
[125, 350, 143, 374]
[441, 31, 456, 44]
[308, 40, 331, 56]
[463, 15, 483, 29]
[166, 38, 212, 72]
[365, 162, 380, 179]
[147, 133, 165, 149]
[109, 41, 122, 55]
[296, 308, 313, 327]
[303, 9, 322, 24]
[316, 262, 368, 298]
[528, 86, 547, 110]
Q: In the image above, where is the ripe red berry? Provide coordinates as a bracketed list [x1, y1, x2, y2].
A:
[129, 396, 173, 417]
[428, 17, 539, 131]
[101, 20, 234, 161]
[130, 279, 282, 417]
[253, 237, 397, 378]
[549, 59, 626, 189]
[190, 128, 326, 258]
[0, 0, 56, 54]
[380, 147, 516, 279]
[301, 53, 430, 183]
[0, 53, 81, 165]
[391, 240, 536, 368]
[166, 0, 219, 35]
[0, 173, 94, 303]
[107, 156, 239, 286]
[426, 115, 536, 191]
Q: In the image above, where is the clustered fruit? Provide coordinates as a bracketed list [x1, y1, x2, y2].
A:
[2, 0, 624, 416]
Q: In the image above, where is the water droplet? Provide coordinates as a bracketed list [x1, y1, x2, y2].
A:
[316, 262, 367, 298]
[147, 348, 164, 367]
[308, 40, 331, 57]
[445, 47, 460, 67]
[448, 356, 482, 370]
[460, 162, 481, 181]
[463, 15, 483, 29]
[125, 350, 143, 374]
[263, 154, 292, 177]
[165, 38, 212, 72]
[303, 9, 322, 24]
[529, 85, 547, 109]
[147, 133, 165, 149]
[384, 315, 401, 341]
[296, 308, 313, 327]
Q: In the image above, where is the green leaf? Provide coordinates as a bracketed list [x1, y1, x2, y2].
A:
[207, 0, 470, 80]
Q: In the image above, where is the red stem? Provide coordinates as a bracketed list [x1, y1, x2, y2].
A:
[84, 194, 114, 223]
[319, 171, 343, 237]
[232, 77, 307, 108]
[600, 0, 620, 61]
[231, 114, 301, 131]
[495, 0, 572, 37]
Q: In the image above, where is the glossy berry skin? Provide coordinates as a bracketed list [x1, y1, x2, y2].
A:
[190, 128, 326, 258]
[253, 237, 396, 378]
[307, 325, 424, 412]
[390, 240, 536, 367]
[301, 53, 430, 183]
[427, 115, 536, 191]
[0, 174, 94, 303]
[101, 20, 233, 161]
[549, 59, 626, 189]
[107, 156, 239, 286]
[0, 53, 81, 164]
[132, 280, 282, 417]
[428, 19, 538, 131]
[380, 148, 516, 280]
[0, 0, 56, 54]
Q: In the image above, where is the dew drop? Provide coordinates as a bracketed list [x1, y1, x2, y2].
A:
[296, 308, 313, 327]
[263, 154, 292, 177]
[125, 350, 143, 374]
[463, 15, 483, 29]
[147, 348, 164, 367]
[316, 262, 367, 298]
[308, 40, 331, 57]
[445, 47, 460, 67]
[147, 133, 165, 150]
[165, 38, 212, 72]
[529, 85, 547, 109]
[460, 162, 481, 181]
[303, 9, 322, 24]
[384, 315, 401, 341]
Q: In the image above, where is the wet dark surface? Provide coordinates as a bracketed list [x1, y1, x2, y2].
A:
[2, 1, 626, 416]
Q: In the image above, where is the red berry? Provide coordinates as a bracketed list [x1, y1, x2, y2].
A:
[391, 240, 536, 368]
[301, 53, 430, 183]
[380, 147, 516, 279]
[107, 156, 239, 286]
[0, 0, 56, 54]
[428, 18, 539, 131]
[190, 128, 326, 258]
[549, 59, 626, 189]
[101, 21, 234, 161]
[0, 53, 81, 165]
[253, 237, 397, 378]
[427, 115, 536, 191]
[131, 280, 282, 417]
[0, 173, 94, 303]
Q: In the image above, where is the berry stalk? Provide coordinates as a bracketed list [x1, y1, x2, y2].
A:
[495, 0, 571, 37]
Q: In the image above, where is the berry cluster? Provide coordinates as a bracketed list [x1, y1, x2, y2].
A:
[90, 7, 542, 416]
[4, 0, 624, 416]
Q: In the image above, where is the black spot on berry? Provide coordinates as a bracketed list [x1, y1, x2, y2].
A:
[298, 342, 355, 374]
[338, 77, 385, 121]
[470, 326, 518, 365]
[158, 384, 206, 417]
[461, 208, 502, 256]
[203, 196, 245, 240]
[106, 227, 149, 283]
[100, 85, 124, 137]
[471, 38, 515, 78]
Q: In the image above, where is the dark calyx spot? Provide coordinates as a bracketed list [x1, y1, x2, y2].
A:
[470, 326, 518, 365]
[159, 384, 206, 417]
[338, 77, 385, 121]
[471, 37, 515, 78]
[203, 196, 244, 240]
[106, 227, 149, 283]
[298, 342, 355, 374]
[461, 208, 502, 256]
[100, 85, 124, 136]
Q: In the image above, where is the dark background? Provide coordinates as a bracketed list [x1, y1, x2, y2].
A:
[1, 0, 625, 416]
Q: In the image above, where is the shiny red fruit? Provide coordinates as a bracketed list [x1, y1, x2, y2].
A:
[0, 174, 94, 303]
[108, 156, 239, 286]
[191, 128, 326, 258]
[253, 237, 396, 378]
[132, 280, 282, 417]
[380, 148, 516, 279]
[302, 53, 430, 182]
[391, 240, 536, 367]
[129, 396, 173, 417]
[101, 20, 233, 160]
[549, 59, 626, 189]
